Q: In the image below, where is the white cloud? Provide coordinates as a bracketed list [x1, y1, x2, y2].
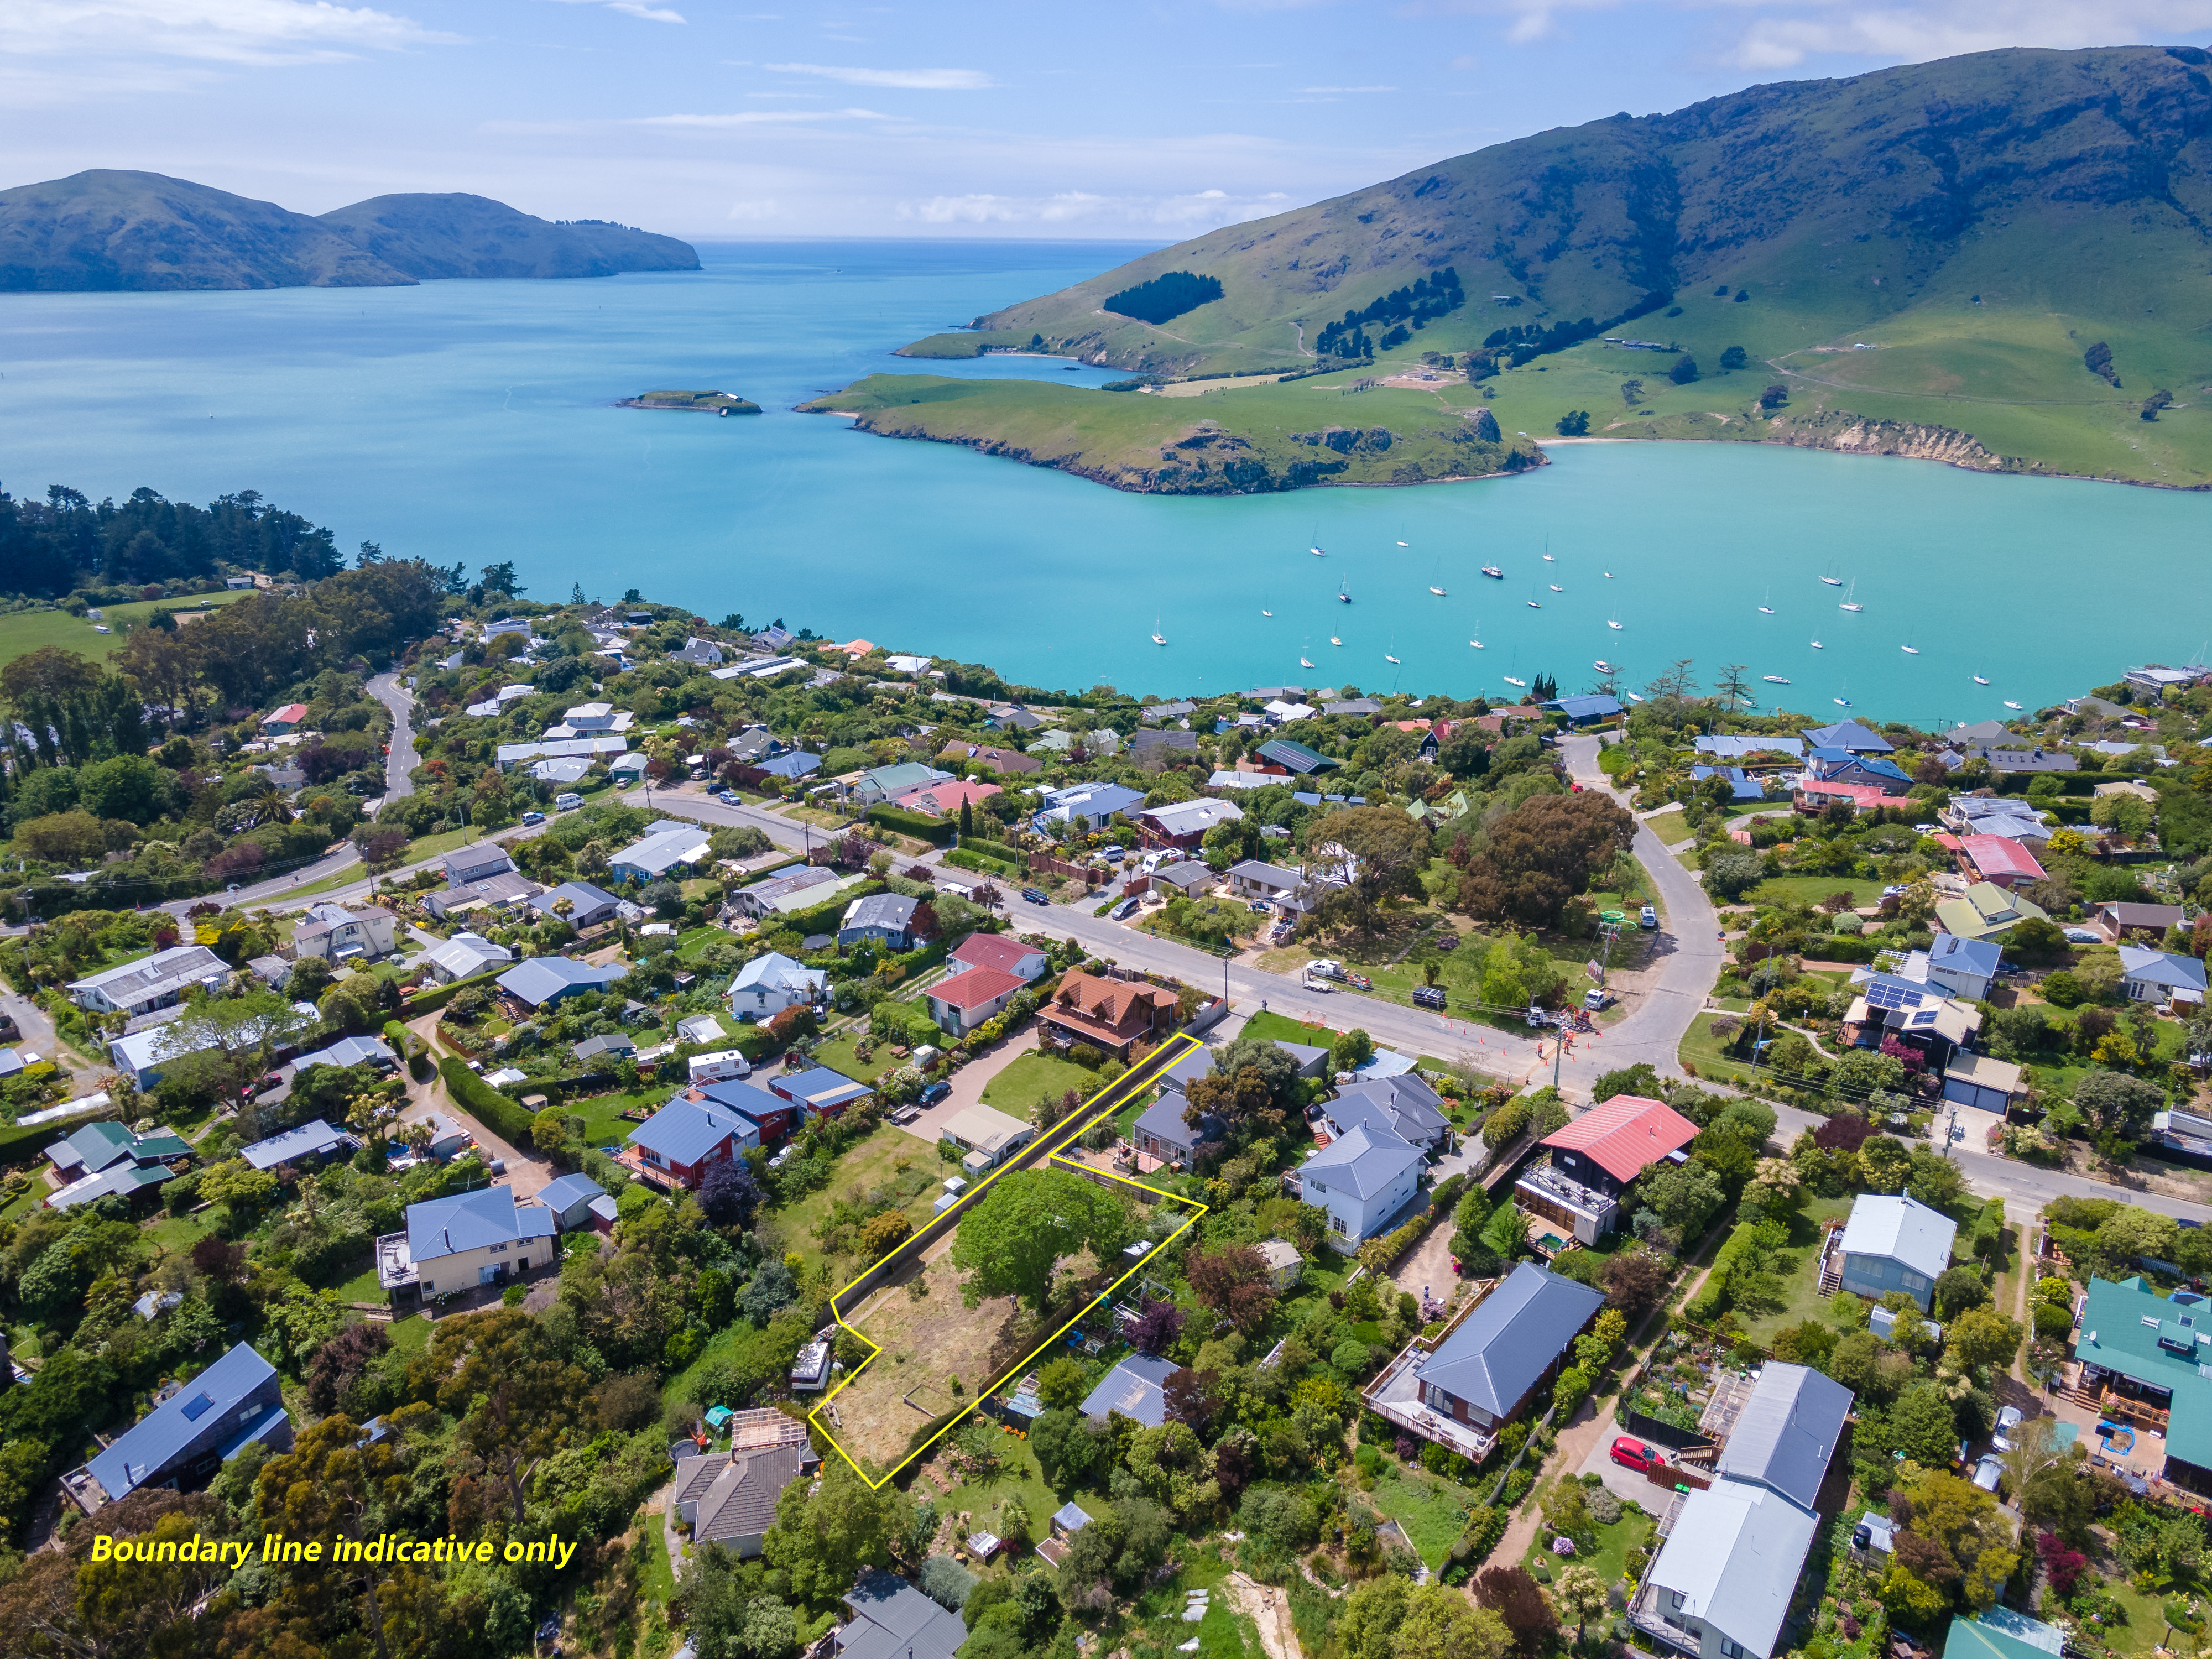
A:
[633, 107, 889, 125]
[0, 0, 453, 65]
[726, 198, 781, 220]
[897, 187, 1291, 228]
[763, 61, 994, 88]
[536, 0, 685, 22]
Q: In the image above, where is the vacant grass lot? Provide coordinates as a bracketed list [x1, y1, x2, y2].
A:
[1745, 874, 1888, 908]
[1363, 1464, 1472, 1567]
[979, 1051, 1099, 1117]
[1726, 1196, 1855, 1350]
[0, 591, 253, 671]
[764, 1126, 948, 1281]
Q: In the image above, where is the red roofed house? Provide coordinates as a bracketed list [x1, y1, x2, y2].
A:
[1792, 779, 1893, 817]
[946, 933, 1050, 984]
[1515, 1093, 1700, 1244]
[1040, 969, 1180, 1060]
[893, 778, 1003, 818]
[925, 968, 1029, 1034]
[1957, 834, 2046, 891]
[261, 703, 311, 736]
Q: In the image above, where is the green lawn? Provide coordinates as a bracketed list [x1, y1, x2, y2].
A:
[330, 1253, 384, 1303]
[1642, 807, 1689, 845]
[979, 1051, 1103, 1117]
[1520, 1483, 1657, 1587]
[387, 1313, 431, 1358]
[1728, 1196, 1855, 1350]
[0, 591, 254, 670]
[1239, 1008, 1347, 1048]
[140, 1211, 219, 1255]
[763, 1124, 949, 1276]
[1363, 1463, 1473, 1568]
[810, 1034, 907, 1085]
[929, 1430, 1089, 1568]
[1745, 875, 1888, 907]
[1679, 1011, 1760, 1088]
[639, 1514, 677, 1606]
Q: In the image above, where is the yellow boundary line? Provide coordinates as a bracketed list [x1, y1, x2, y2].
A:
[807, 1032, 1208, 1488]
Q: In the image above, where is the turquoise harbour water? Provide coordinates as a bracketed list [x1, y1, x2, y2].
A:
[3, 238, 2209, 724]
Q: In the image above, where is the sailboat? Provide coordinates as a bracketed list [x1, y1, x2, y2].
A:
[1329, 635, 1342, 646]
[1429, 584, 1447, 597]
[1757, 586, 1775, 615]
[1810, 637, 1824, 649]
[1624, 690, 1645, 702]
[1337, 582, 1352, 603]
[1549, 583, 1564, 593]
[1603, 571, 1615, 578]
[1833, 683, 1853, 707]
[1503, 674, 1527, 687]
[1901, 641, 1919, 655]
[1469, 623, 1484, 649]
[1820, 566, 1844, 586]
[1593, 658, 1616, 674]
[1384, 649, 1402, 665]
[1762, 674, 1791, 685]
[1261, 608, 1272, 617]
[1838, 580, 1863, 613]
[2002, 700, 2023, 710]
[1428, 556, 1447, 597]
[1151, 613, 1166, 646]
[1973, 674, 1990, 686]
[1606, 612, 1623, 631]
[1526, 585, 1542, 608]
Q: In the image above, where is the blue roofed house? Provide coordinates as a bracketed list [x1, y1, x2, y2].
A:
[2120, 945, 2209, 1010]
[1032, 780, 1146, 832]
[1691, 766, 1765, 803]
[768, 1065, 873, 1119]
[1630, 1362, 1855, 1659]
[690, 1076, 801, 1142]
[624, 1094, 764, 1190]
[838, 893, 921, 950]
[726, 951, 827, 1021]
[497, 956, 627, 1011]
[1130, 1095, 1225, 1168]
[536, 1173, 609, 1230]
[238, 1118, 354, 1171]
[1803, 719, 1895, 754]
[1806, 747, 1912, 795]
[1541, 692, 1623, 727]
[377, 1186, 557, 1309]
[1081, 1352, 1185, 1427]
[1319, 1073, 1453, 1154]
[1837, 1193, 1956, 1310]
[608, 820, 712, 884]
[836, 1568, 970, 1659]
[1362, 1261, 1605, 1462]
[69, 1343, 291, 1513]
[1945, 1611, 2069, 1659]
[1296, 1123, 1425, 1246]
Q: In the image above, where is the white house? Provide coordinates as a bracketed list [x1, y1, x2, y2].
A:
[939, 1103, 1035, 1173]
[291, 903, 398, 963]
[67, 945, 230, 1019]
[1639, 1479, 1823, 1659]
[418, 932, 512, 984]
[2120, 945, 2208, 1009]
[378, 1186, 556, 1308]
[726, 952, 827, 1021]
[1837, 1193, 1956, 1311]
[1225, 860, 1319, 912]
[1296, 1123, 1423, 1245]
[609, 820, 711, 883]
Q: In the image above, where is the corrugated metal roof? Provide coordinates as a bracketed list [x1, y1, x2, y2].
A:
[88, 1343, 277, 1500]
[1413, 1261, 1605, 1417]
[1540, 1093, 1699, 1185]
[1645, 1480, 1820, 1659]
[629, 1098, 759, 1166]
[1712, 1363, 1853, 1510]
[1302, 1123, 1423, 1199]
[1079, 1353, 1182, 1427]
[405, 1186, 556, 1264]
[1839, 1193, 1955, 1283]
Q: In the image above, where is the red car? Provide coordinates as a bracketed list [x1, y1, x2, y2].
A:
[1610, 1436, 1662, 1473]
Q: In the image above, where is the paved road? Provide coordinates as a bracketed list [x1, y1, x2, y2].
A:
[366, 671, 420, 804]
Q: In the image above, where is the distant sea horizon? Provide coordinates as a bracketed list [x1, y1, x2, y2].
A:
[3, 237, 2209, 725]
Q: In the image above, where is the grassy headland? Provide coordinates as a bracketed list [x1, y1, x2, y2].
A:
[622, 389, 760, 414]
[798, 372, 1541, 494]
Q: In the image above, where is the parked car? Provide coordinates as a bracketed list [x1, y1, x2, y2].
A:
[1412, 985, 1447, 1010]
[1109, 898, 1139, 921]
[1305, 959, 1345, 981]
[2063, 926, 2101, 943]
[1302, 973, 1334, 993]
[1991, 1405, 2024, 1451]
[918, 1081, 952, 1105]
[1610, 1436, 1662, 1473]
[555, 792, 583, 811]
[1021, 888, 1051, 906]
[1099, 844, 1126, 863]
[1248, 900, 1272, 914]
[1639, 904, 1658, 930]
[1526, 1004, 1551, 1029]
[521, 810, 546, 825]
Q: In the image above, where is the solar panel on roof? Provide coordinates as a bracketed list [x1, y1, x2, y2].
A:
[1911, 1010, 1939, 1026]
[180, 1392, 214, 1421]
[1865, 980, 1924, 1011]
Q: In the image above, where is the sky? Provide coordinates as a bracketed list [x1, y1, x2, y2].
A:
[6, 1, 2212, 241]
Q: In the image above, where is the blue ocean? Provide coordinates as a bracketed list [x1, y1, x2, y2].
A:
[3, 238, 2208, 722]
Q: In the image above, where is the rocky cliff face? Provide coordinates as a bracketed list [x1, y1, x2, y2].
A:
[1764, 410, 2021, 471]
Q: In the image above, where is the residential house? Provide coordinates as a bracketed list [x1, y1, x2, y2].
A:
[1637, 1478, 1824, 1659]
[1806, 748, 1912, 796]
[727, 952, 827, 1020]
[1389, 1262, 1604, 1457]
[291, 902, 397, 963]
[689, 1078, 799, 1144]
[418, 932, 513, 984]
[289, 1035, 398, 1077]
[1942, 1053, 2028, 1115]
[1837, 1193, 1956, 1310]
[238, 1119, 354, 1171]
[572, 1032, 637, 1066]
[1033, 780, 1145, 832]
[441, 843, 517, 886]
[1841, 974, 1981, 1070]
[555, 701, 628, 734]
[495, 956, 627, 1010]
[925, 966, 1029, 1034]
[1142, 701, 1197, 724]
[2120, 945, 2208, 1009]
[1957, 834, 2046, 890]
[1225, 860, 1318, 912]
[849, 762, 953, 805]
[1693, 765, 1765, 803]
[2126, 665, 2205, 701]
[46, 1119, 191, 1181]
[671, 1441, 811, 1556]
[107, 1023, 220, 1091]
[526, 757, 593, 788]
[836, 1569, 969, 1659]
[1981, 747, 2078, 775]
[67, 945, 229, 1019]
[260, 703, 310, 736]
[1320, 1073, 1454, 1154]
[1944, 1612, 2070, 1659]
[940, 1103, 1034, 1173]
[70, 1343, 290, 1510]
[937, 741, 1041, 776]
[624, 1096, 763, 1191]
[2096, 901, 2186, 942]
[730, 864, 843, 919]
[1129, 729, 1199, 760]
[1081, 1353, 1183, 1427]
[1254, 737, 1338, 775]
[1150, 862, 1216, 898]
[526, 880, 634, 930]
[839, 893, 921, 950]
[750, 750, 822, 783]
[891, 778, 1001, 818]
[535, 1173, 609, 1231]
[494, 735, 628, 772]
[677, 1013, 728, 1046]
[1803, 719, 1894, 753]
[1255, 1239, 1305, 1288]
[423, 872, 542, 923]
[1693, 735, 1806, 768]
[672, 636, 725, 667]
[398, 1112, 468, 1162]
[1262, 699, 1317, 723]
[1133, 796, 1243, 849]
[1712, 1361, 1853, 1506]
[1911, 935, 2004, 1003]
[609, 820, 711, 883]
[1296, 1123, 1424, 1245]
[1516, 1093, 1700, 1244]
[1940, 796, 2053, 846]
[1791, 779, 1897, 817]
[1130, 1095, 1224, 1167]
[378, 1187, 557, 1308]
[1039, 969, 1180, 1060]
[1324, 697, 1384, 717]
[2070, 1276, 2212, 1495]
[945, 933, 1049, 984]
[1541, 692, 1623, 727]
[767, 1065, 873, 1118]
[1933, 881, 2050, 943]
[47, 1157, 179, 1211]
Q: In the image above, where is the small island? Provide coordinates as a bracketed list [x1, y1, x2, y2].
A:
[620, 389, 760, 416]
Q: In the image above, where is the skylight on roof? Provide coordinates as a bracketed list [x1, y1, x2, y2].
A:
[180, 1391, 215, 1421]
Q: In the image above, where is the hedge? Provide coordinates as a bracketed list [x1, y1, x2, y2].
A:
[439, 1055, 540, 1146]
[1685, 1217, 1785, 1321]
[864, 805, 956, 846]
[397, 969, 502, 1018]
[943, 847, 1020, 879]
[775, 880, 885, 941]
[958, 834, 1025, 865]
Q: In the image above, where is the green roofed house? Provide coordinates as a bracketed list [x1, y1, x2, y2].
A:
[1933, 881, 2050, 943]
[1255, 738, 1339, 776]
[1944, 1609, 2065, 1659]
[2072, 1276, 2212, 1496]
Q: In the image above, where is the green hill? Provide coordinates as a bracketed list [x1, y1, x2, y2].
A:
[874, 44, 2212, 488]
[0, 171, 699, 291]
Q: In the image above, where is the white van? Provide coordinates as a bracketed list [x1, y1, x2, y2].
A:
[687, 1049, 752, 1084]
[554, 792, 583, 811]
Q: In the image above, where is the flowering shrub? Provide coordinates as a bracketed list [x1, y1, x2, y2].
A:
[1551, 1537, 1575, 1556]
